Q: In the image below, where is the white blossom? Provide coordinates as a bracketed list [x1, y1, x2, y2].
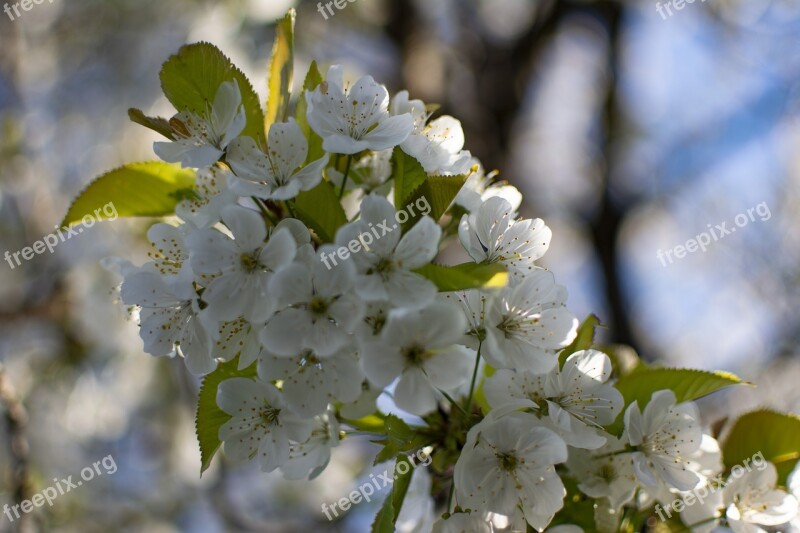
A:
[724, 464, 798, 530]
[789, 462, 800, 532]
[483, 270, 578, 373]
[226, 118, 329, 200]
[681, 462, 798, 533]
[213, 317, 264, 370]
[335, 194, 441, 309]
[261, 245, 363, 357]
[217, 377, 312, 472]
[143, 222, 194, 287]
[454, 411, 567, 531]
[353, 300, 392, 341]
[305, 66, 414, 154]
[339, 380, 383, 420]
[360, 302, 473, 415]
[459, 197, 551, 276]
[392, 90, 472, 176]
[454, 158, 522, 214]
[175, 165, 238, 228]
[565, 436, 638, 509]
[280, 407, 340, 480]
[154, 79, 246, 168]
[484, 350, 623, 449]
[120, 270, 215, 375]
[328, 149, 393, 196]
[186, 206, 296, 323]
[258, 347, 363, 417]
[623, 390, 703, 491]
[639, 432, 724, 509]
[396, 468, 437, 533]
[440, 289, 489, 350]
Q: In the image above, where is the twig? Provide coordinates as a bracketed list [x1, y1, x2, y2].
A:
[0, 364, 33, 533]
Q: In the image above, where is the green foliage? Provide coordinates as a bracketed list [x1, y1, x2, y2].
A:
[372, 414, 429, 464]
[301, 60, 324, 93]
[340, 413, 386, 433]
[390, 148, 468, 226]
[195, 357, 257, 475]
[160, 42, 265, 145]
[616, 367, 743, 406]
[127, 108, 175, 139]
[406, 174, 468, 227]
[606, 368, 744, 435]
[472, 359, 495, 415]
[722, 409, 800, 485]
[558, 314, 601, 366]
[413, 262, 508, 292]
[293, 180, 347, 242]
[392, 147, 429, 209]
[61, 162, 196, 227]
[265, 9, 295, 128]
[295, 61, 326, 164]
[371, 455, 415, 533]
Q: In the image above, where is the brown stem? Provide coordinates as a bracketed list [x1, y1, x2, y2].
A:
[0, 364, 34, 533]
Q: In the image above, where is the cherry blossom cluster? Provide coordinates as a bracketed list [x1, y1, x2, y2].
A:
[115, 65, 800, 532]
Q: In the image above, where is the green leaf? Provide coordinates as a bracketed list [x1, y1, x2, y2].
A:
[265, 9, 295, 129]
[301, 59, 324, 92]
[409, 173, 468, 224]
[341, 413, 386, 433]
[606, 368, 744, 436]
[196, 357, 257, 474]
[62, 162, 196, 227]
[373, 414, 413, 464]
[160, 42, 265, 145]
[293, 180, 347, 242]
[722, 410, 800, 485]
[559, 314, 601, 366]
[127, 108, 175, 139]
[413, 262, 508, 292]
[371, 455, 415, 533]
[392, 147, 429, 209]
[616, 368, 743, 406]
[295, 61, 325, 164]
[473, 362, 496, 415]
[371, 414, 431, 465]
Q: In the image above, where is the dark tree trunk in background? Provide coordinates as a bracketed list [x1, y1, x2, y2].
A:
[386, 0, 638, 352]
[590, 1, 638, 350]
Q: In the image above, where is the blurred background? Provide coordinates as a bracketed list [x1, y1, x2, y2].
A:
[1, 0, 799, 530]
